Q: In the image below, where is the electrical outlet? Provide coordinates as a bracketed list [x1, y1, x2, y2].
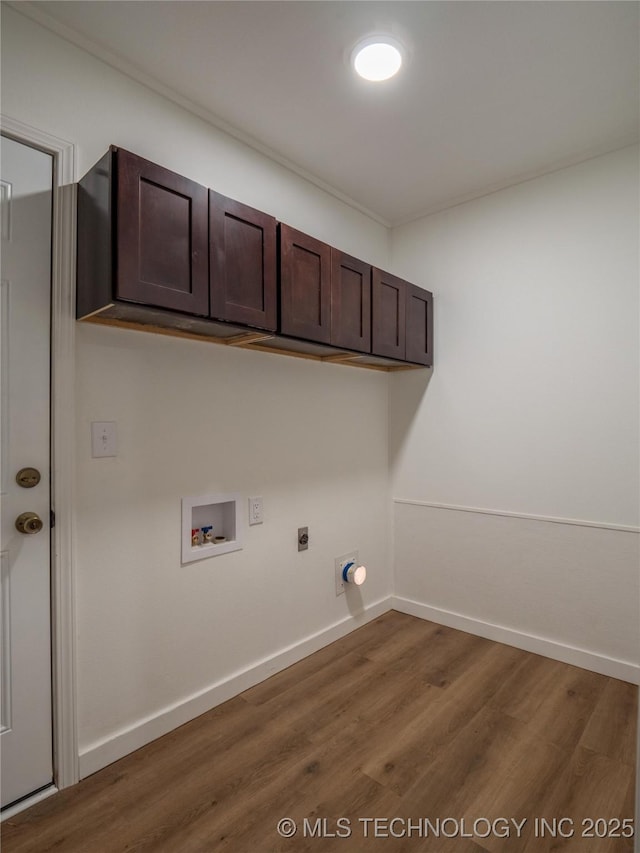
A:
[335, 550, 358, 596]
[249, 496, 263, 525]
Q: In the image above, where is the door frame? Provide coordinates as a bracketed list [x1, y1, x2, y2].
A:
[1, 115, 79, 794]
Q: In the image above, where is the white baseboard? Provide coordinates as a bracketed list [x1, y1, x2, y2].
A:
[79, 591, 638, 779]
[392, 595, 640, 685]
[79, 596, 393, 779]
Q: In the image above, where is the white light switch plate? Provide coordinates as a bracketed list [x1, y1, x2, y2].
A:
[91, 421, 117, 458]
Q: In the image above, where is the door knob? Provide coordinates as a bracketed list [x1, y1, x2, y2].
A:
[15, 511, 44, 535]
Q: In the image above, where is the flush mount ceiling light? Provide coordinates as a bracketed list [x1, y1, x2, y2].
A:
[352, 36, 404, 82]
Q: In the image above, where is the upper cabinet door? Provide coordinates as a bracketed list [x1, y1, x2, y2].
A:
[371, 268, 407, 360]
[406, 284, 434, 366]
[279, 224, 331, 344]
[116, 149, 209, 316]
[210, 192, 277, 331]
[330, 250, 371, 353]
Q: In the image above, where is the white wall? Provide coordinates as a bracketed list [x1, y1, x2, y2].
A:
[3, 3, 638, 784]
[75, 327, 391, 773]
[390, 147, 640, 679]
[2, 6, 393, 773]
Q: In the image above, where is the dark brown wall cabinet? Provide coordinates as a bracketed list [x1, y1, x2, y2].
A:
[77, 148, 209, 319]
[372, 268, 407, 361]
[280, 226, 433, 366]
[77, 147, 433, 371]
[331, 250, 371, 353]
[117, 149, 209, 316]
[406, 283, 434, 366]
[279, 227, 372, 354]
[279, 224, 331, 344]
[77, 147, 277, 332]
[372, 270, 434, 366]
[210, 192, 276, 331]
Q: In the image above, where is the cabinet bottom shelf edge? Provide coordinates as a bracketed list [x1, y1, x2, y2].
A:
[79, 313, 426, 372]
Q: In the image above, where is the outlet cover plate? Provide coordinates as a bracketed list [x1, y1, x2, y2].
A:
[249, 496, 263, 525]
[335, 550, 358, 596]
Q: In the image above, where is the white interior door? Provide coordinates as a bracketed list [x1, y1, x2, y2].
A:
[0, 135, 53, 808]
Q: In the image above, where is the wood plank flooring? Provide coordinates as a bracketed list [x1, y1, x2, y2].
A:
[2, 611, 636, 852]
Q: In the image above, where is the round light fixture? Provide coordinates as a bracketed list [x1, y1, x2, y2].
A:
[352, 36, 403, 82]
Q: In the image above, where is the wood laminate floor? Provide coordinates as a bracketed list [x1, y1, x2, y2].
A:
[2, 611, 637, 852]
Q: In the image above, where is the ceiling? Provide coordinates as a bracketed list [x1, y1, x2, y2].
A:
[25, 1, 640, 225]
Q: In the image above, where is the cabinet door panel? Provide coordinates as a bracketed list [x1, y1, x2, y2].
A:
[372, 268, 406, 360]
[279, 224, 331, 343]
[331, 250, 371, 353]
[406, 284, 433, 366]
[117, 149, 209, 315]
[210, 192, 277, 330]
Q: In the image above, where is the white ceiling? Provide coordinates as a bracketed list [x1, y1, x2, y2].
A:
[27, 0, 639, 225]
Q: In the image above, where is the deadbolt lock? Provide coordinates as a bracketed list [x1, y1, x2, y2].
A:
[16, 467, 41, 489]
[15, 511, 44, 535]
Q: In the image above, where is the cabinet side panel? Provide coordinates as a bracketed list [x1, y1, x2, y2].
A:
[405, 284, 433, 366]
[76, 150, 113, 319]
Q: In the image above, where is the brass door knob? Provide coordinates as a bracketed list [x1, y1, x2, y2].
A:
[15, 511, 44, 535]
